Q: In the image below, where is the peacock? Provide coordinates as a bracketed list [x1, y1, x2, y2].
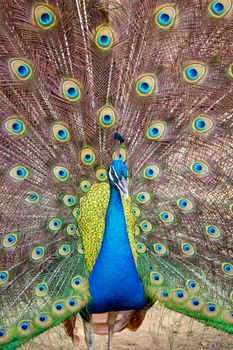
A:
[0, 0, 232, 349]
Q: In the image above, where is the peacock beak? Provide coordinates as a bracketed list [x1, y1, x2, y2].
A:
[109, 166, 129, 199]
[116, 176, 128, 200]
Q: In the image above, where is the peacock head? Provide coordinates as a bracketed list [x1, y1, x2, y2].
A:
[108, 159, 128, 199]
[108, 132, 128, 198]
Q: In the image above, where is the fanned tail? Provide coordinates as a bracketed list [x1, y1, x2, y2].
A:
[0, 0, 233, 349]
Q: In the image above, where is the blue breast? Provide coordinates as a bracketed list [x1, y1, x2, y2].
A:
[88, 186, 146, 313]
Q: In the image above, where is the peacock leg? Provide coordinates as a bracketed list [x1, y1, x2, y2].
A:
[83, 317, 94, 350]
[63, 315, 81, 347]
[107, 311, 118, 350]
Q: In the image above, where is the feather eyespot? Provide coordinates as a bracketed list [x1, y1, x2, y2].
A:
[62, 79, 81, 102]
[222, 262, 233, 275]
[35, 283, 48, 297]
[136, 75, 156, 96]
[157, 289, 171, 301]
[35, 313, 52, 327]
[72, 207, 81, 218]
[177, 198, 194, 211]
[223, 310, 233, 324]
[136, 192, 151, 204]
[140, 220, 153, 233]
[62, 195, 76, 207]
[48, 218, 62, 231]
[183, 63, 207, 83]
[186, 279, 200, 293]
[95, 25, 114, 50]
[80, 180, 91, 192]
[4, 118, 26, 137]
[34, 4, 57, 29]
[96, 168, 107, 182]
[0, 271, 9, 285]
[132, 207, 141, 217]
[143, 165, 160, 179]
[192, 116, 214, 133]
[173, 289, 188, 302]
[66, 224, 78, 236]
[52, 301, 66, 316]
[71, 276, 83, 289]
[190, 161, 209, 175]
[154, 5, 177, 29]
[191, 299, 200, 307]
[146, 122, 166, 140]
[153, 243, 168, 255]
[25, 191, 40, 204]
[31, 247, 45, 260]
[52, 123, 70, 142]
[208, 1, 232, 17]
[159, 210, 174, 223]
[150, 272, 164, 285]
[9, 166, 29, 181]
[181, 242, 195, 256]
[58, 244, 71, 257]
[77, 243, 85, 254]
[9, 59, 32, 81]
[203, 303, 220, 317]
[97, 105, 116, 128]
[3, 234, 17, 248]
[81, 148, 96, 166]
[148, 265, 157, 272]
[205, 225, 221, 239]
[186, 298, 203, 311]
[0, 329, 10, 343]
[66, 297, 80, 311]
[136, 242, 147, 254]
[17, 321, 34, 336]
[52, 165, 69, 182]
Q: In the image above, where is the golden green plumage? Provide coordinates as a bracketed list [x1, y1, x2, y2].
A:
[78, 182, 137, 271]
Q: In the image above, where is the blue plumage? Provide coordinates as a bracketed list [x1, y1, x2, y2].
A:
[89, 161, 145, 313]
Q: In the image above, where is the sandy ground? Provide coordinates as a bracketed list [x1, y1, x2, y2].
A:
[22, 304, 233, 350]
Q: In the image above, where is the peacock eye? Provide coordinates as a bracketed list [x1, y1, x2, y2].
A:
[135, 74, 156, 96]
[52, 165, 69, 181]
[192, 116, 214, 133]
[9, 59, 32, 81]
[61, 79, 81, 102]
[98, 105, 117, 128]
[154, 5, 177, 29]
[80, 180, 91, 192]
[9, 166, 29, 181]
[80, 147, 95, 166]
[183, 63, 207, 83]
[208, 0, 232, 18]
[4, 118, 26, 137]
[95, 25, 114, 50]
[96, 168, 107, 181]
[190, 161, 209, 175]
[146, 122, 166, 140]
[52, 123, 70, 142]
[33, 4, 57, 30]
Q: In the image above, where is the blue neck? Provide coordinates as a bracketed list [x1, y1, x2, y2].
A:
[88, 184, 145, 313]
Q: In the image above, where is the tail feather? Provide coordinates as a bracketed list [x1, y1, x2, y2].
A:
[0, 0, 233, 348]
